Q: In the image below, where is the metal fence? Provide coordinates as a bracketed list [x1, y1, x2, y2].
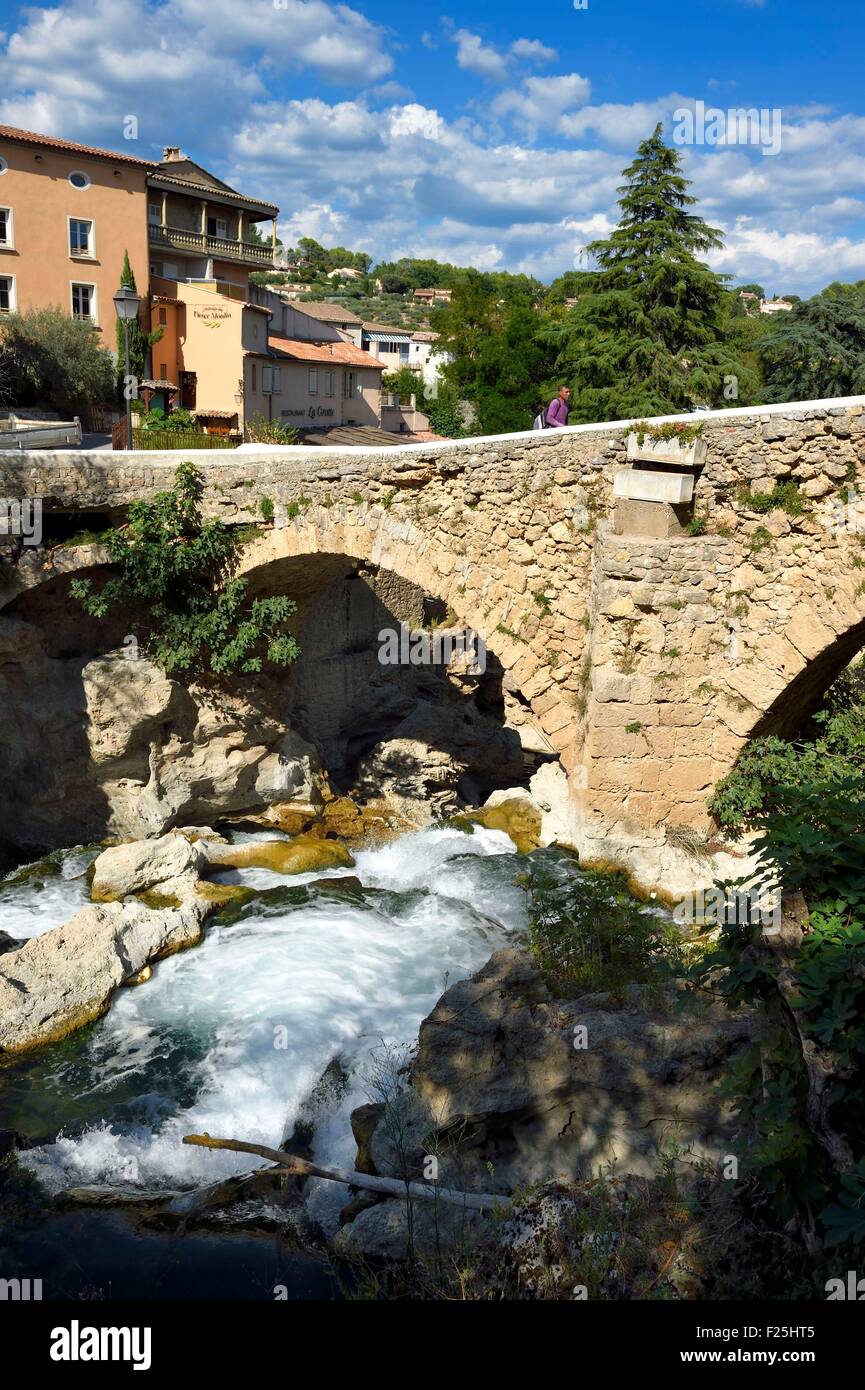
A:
[128, 430, 240, 451]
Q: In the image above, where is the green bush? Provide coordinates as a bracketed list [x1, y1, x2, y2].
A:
[0, 306, 115, 416]
[244, 417, 300, 445]
[139, 407, 200, 433]
[736, 480, 806, 516]
[520, 852, 675, 1000]
[70, 461, 299, 676]
[683, 780, 865, 1249]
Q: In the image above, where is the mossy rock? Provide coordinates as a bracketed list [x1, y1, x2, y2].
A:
[135, 889, 183, 910]
[195, 882, 257, 908]
[211, 835, 355, 876]
[469, 799, 542, 854]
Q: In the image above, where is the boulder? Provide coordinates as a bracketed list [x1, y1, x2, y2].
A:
[90, 833, 210, 902]
[331, 1196, 483, 1264]
[0, 623, 321, 853]
[207, 835, 355, 876]
[406, 948, 755, 1190]
[352, 697, 527, 822]
[0, 897, 207, 1053]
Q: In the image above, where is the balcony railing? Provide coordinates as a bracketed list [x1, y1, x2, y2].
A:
[149, 224, 274, 266]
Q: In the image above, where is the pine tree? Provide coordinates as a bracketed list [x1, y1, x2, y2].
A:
[554, 124, 748, 420]
[759, 281, 865, 402]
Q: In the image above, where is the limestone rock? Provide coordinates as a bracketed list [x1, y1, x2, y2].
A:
[408, 948, 755, 1191]
[0, 897, 207, 1053]
[206, 835, 354, 876]
[90, 833, 209, 902]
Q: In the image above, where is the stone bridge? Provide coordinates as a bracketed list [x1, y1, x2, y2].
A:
[3, 394, 865, 888]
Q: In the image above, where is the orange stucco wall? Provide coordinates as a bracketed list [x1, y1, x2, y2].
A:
[0, 138, 150, 342]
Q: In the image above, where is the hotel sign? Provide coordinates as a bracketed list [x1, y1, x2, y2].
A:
[194, 308, 231, 328]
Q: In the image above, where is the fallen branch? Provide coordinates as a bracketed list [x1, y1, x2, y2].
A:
[183, 1133, 500, 1212]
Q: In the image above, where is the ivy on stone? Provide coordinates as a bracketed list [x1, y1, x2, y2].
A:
[70, 461, 299, 677]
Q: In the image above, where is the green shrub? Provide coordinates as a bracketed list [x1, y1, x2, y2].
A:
[520, 852, 675, 1000]
[0, 306, 115, 416]
[70, 462, 299, 676]
[244, 417, 300, 445]
[736, 480, 806, 516]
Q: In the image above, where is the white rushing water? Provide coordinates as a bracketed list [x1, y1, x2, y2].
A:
[2, 825, 527, 1214]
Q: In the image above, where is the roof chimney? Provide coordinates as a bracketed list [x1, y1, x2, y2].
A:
[162, 146, 183, 162]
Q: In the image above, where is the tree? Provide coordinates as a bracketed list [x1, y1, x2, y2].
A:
[0, 306, 115, 416]
[70, 462, 300, 677]
[471, 300, 550, 434]
[553, 124, 748, 421]
[759, 281, 865, 403]
[115, 250, 157, 398]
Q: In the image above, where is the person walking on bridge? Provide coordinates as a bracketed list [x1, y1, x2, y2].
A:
[545, 385, 571, 429]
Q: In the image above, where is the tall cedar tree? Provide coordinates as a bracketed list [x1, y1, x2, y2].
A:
[554, 124, 749, 421]
[759, 281, 865, 402]
[115, 250, 163, 399]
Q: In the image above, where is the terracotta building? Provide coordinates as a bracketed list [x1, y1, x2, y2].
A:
[0, 126, 152, 331]
[0, 127, 284, 432]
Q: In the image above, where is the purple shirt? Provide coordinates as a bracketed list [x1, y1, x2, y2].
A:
[546, 396, 570, 428]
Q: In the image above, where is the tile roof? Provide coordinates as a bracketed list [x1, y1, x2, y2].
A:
[288, 300, 363, 324]
[0, 125, 157, 168]
[268, 336, 385, 370]
[363, 321, 413, 337]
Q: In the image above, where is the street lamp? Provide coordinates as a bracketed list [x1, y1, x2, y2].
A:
[113, 284, 141, 450]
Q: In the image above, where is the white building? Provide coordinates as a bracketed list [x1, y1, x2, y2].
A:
[409, 331, 451, 393]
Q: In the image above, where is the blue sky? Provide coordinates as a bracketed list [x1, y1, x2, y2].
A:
[1, 0, 863, 293]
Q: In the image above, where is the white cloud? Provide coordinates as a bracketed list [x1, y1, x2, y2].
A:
[493, 73, 592, 135]
[0, 0, 392, 146]
[511, 38, 559, 65]
[452, 29, 510, 82]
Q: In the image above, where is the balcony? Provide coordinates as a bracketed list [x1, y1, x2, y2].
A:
[149, 224, 274, 267]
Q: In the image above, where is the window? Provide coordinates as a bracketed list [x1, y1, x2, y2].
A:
[69, 218, 93, 257]
[158, 307, 167, 326]
[148, 203, 162, 226]
[0, 157, 7, 176]
[207, 215, 228, 239]
[308, 367, 318, 395]
[251, 364, 257, 394]
[71, 282, 96, 322]
[324, 370, 334, 398]
[262, 365, 281, 395]
[0, 206, 12, 248]
[159, 363, 167, 382]
[0, 275, 15, 313]
[68, 170, 90, 190]
[345, 370, 361, 399]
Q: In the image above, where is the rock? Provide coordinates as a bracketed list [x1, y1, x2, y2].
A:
[207, 835, 355, 876]
[0, 930, 20, 957]
[307, 876, 364, 898]
[331, 1196, 483, 1263]
[408, 948, 755, 1191]
[353, 698, 527, 821]
[351, 1102, 386, 1175]
[473, 796, 542, 853]
[0, 630, 321, 853]
[0, 897, 208, 1053]
[530, 762, 581, 847]
[90, 833, 210, 903]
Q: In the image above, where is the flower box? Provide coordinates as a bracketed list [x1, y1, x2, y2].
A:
[626, 431, 708, 469]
